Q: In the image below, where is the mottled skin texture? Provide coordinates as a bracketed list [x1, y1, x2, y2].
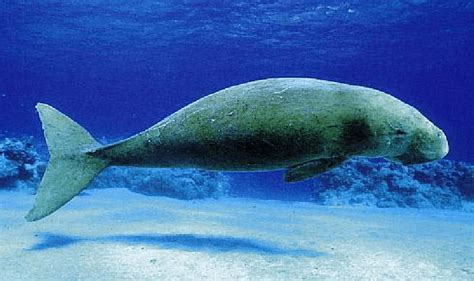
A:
[25, 78, 450, 221]
[91, 78, 448, 175]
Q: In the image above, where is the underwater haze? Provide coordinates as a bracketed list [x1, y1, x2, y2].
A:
[1, 1, 474, 280]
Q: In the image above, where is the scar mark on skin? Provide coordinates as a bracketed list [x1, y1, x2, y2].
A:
[185, 107, 207, 120]
[262, 138, 276, 147]
[274, 88, 289, 95]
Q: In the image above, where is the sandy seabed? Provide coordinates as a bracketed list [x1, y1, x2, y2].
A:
[0, 188, 473, 280]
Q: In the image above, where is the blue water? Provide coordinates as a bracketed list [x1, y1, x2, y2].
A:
[1, 0, 473, 164]
[1, 3, 473, 278]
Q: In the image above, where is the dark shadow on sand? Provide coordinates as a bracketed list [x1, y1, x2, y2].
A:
[27, 233, 323, 257]
[28, 234, 81, 250]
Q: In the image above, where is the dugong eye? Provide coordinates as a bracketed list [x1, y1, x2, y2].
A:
[395, 129, 406, 136]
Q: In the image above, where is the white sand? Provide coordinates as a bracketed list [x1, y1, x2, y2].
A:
[0, 188, 473, 280]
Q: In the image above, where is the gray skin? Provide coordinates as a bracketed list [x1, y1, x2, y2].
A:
[90, 78, 449, 182]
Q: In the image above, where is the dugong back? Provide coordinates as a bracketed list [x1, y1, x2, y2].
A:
[105, 78, 385, 170]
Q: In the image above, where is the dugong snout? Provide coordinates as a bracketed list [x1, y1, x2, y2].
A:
[391, 124, 449, 165]
[432, 128, 449, 160]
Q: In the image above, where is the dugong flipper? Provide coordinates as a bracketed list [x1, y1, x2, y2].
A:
[284, 157, 346, 182]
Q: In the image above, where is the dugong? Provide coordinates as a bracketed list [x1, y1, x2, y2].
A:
[26, 78, 448, 221]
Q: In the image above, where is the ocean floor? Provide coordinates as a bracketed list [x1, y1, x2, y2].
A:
[1, 188, 473, 280]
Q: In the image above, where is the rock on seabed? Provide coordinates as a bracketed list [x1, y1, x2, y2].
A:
[312, 158, 474, 210]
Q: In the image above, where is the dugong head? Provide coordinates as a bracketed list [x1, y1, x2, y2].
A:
[389, 124, 449, 164]
[382, 106, 449, 165]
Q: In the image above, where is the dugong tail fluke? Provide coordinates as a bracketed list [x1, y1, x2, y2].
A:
[25, 103, 109, 222]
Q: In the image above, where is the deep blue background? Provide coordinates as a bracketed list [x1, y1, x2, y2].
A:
[1, 0, 473, 167]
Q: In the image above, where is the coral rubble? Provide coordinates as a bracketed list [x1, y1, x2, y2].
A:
[90, 167, 230, 199]
[0, 137, 45, 192]
[312, 158, 473, 210]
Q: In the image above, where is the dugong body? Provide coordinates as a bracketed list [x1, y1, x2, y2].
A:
[26, 78, 449, 221]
